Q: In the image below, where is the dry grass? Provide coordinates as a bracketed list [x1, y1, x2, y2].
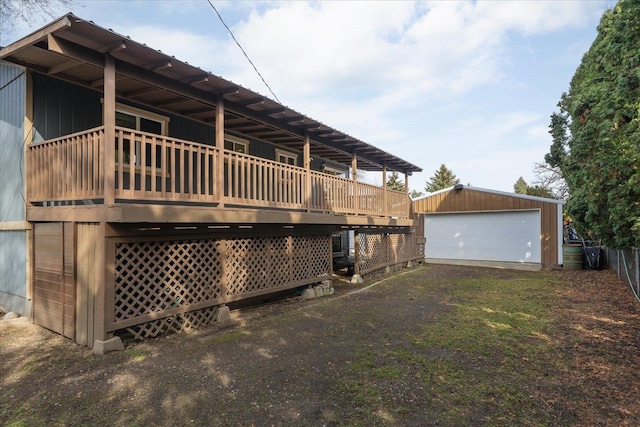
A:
[1, 265, 639, 426]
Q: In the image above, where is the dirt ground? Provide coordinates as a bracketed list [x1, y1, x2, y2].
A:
[1, 264, 640, 426]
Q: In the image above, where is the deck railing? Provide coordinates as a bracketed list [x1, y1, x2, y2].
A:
[27, 126, 410, 218]
[27, 127, 105, 202]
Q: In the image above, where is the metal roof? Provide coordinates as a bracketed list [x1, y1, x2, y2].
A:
[0, 13, 422, 174]
[413, 184, 565, 205]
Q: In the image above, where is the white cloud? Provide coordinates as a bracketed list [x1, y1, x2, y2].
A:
[3, 0, 611, 194]
[94, 0, 613, 195]
[111, 24, 234, 76]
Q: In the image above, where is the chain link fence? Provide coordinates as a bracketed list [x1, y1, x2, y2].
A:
[605, 247, 640, 296]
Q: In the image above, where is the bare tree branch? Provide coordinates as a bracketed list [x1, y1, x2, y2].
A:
[1, 0, 74, 37]
[531, 161, 568, 200]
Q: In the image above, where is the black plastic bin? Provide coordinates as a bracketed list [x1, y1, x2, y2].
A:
[583, 247, 603, 270]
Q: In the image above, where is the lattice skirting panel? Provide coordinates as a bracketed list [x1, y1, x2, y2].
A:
[357, 232, 422, 276]
[113, 235, 330, 338]
[122, 305, 220, 340]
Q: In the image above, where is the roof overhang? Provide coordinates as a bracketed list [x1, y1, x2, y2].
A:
[0, 13, 422, 174]
[413, 184, 566, 205]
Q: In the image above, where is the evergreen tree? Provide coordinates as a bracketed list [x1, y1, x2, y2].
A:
[425, 164, 460, 193]
[514, 177, 529, 194]
[386, 171, 405, 192]
[409, 189, 424, 199]
[547, 0, 640, 248]
[513, 176, 555, 199]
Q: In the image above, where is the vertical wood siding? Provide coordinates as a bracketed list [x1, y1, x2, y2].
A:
[33, 222, 75, 339]
[413, 189, 560, 265]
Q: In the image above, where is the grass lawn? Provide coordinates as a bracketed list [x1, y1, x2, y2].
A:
[1, 264, 639, 426]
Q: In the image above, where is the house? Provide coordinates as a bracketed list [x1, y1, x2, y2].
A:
[412, 185, 565, 269]
[0, 14, 423, 350]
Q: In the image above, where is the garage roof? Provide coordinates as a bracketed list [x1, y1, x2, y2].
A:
[413, 185, 565, 205]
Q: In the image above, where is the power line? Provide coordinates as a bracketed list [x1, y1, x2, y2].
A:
[207, 1, 282, 104]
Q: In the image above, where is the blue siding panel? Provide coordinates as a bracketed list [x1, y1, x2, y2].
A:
[0, 230, 29, 315]
[0, 62, 29, 315]
[0, 62, 26, 222]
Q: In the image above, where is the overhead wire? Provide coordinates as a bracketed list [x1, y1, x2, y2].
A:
[206, 1, 282, 104]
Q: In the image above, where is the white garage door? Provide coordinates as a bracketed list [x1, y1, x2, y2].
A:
[424, 210, 541, 264]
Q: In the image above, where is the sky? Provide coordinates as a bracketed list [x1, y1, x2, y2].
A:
[2, 0, 617, 194]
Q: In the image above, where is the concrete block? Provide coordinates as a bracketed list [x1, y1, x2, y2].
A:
[2, 311, 20, 320]
[216, 305, 231, 322]
[406, 260, 414, 268]
[93, 336, 124, 355]
[301, 287, 316, 299]
[350, 274, 363, 284]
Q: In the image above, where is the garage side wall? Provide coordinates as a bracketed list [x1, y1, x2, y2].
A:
[413, 189, 560, 265]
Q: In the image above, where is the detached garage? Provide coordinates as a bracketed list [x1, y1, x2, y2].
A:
[413, 185, 565, 268]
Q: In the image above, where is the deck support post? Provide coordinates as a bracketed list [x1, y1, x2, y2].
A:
[215, 95, 225, 207]
[304, 132, 311, 212]
[404, 172, 410, 218]
[351, 230, 363, 284]
[383, 166, 387, 217]
[103, 54, 115, 206]
[91, 222, 108, 348]
[352, 153, 358, 215]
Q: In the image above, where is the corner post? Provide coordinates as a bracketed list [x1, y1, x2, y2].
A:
[103, 54, 116, 206]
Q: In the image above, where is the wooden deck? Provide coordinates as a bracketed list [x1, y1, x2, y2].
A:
[27, 126, 411, 224]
